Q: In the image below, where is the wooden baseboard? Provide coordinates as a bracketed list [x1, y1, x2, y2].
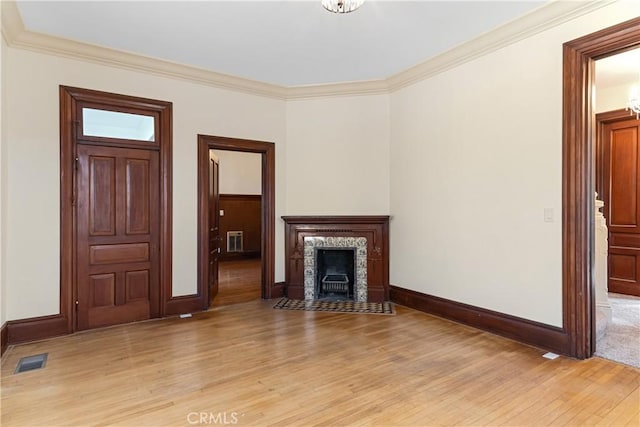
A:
[390, 285, 570, 356]
[220, 252, 261, 262]
[271, 282, 285, 299]
[285, 283, 304, 300]
[1, 322, 8, 355]
[7, 314, 71, 345]
[164, 295, 206, 316]
[367, 287, 386, 303]
[3, 296, 204, 347]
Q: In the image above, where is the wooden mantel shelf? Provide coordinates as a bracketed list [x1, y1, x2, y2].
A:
[281, 215, 391, 224]
[281, 215, 390, 302]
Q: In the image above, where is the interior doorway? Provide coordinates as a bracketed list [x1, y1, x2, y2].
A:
[562, 17, 640, 358]
[211, 150, 263, 307]
[197, 135, 277, 309]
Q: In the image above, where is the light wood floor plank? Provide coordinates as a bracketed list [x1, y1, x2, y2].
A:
[2, 301, 639, 426]
[212, 259, 262, 307]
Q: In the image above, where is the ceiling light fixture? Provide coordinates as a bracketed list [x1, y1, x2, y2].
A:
[321, 0, 364, 14]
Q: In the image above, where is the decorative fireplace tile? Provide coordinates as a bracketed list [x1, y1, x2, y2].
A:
[303, 236, 367, 302]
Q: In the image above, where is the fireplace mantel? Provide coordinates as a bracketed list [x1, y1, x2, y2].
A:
[282, 216, 390, 302]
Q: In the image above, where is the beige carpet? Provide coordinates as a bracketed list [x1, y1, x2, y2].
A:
[595, 293, 640, 368]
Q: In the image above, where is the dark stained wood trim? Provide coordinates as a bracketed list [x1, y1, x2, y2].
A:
[58, 86, 172, 340]
[282, 216, 391, 225]
[390, 285, 569, 355]
[160, 101, 173, 317]
[220, 194, 262, 200]
[282, 216, 390, 303]
[60, 86, 76, 336]
[163, 296, 205, 317]
[220, 252, 261, 262]
[198, 135, 276, 308]
[6, 315, 70, 345]
[272, 281, 285, 299]
[1, 322, 7, 355]
[562, 17, 640, 358]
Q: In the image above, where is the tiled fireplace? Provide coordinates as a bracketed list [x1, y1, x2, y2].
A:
[304, 236, 368, 301]
[282, 216, 390, 303]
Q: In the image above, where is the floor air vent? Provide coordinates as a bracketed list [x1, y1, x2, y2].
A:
[14, 353, 48, 374]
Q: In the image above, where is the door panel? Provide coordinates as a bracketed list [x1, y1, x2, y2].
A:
[90, 274, 116, 307]
[125, 270, 150, 302]
[609, 253, 636, 281]
[89, 156, 116, 235]
[89, 243, 149, 264]
[609, 126, 638, 227]
[209, 152, 220, 303]
[125, 159, 151, 234]
[603, 118, 640, 296]
[77, 144, 160, 330]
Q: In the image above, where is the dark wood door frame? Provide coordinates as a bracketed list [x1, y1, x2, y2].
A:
[60, 86, 173, 333]
[562, 17, 640, 358]
[197, 135, 278, 308]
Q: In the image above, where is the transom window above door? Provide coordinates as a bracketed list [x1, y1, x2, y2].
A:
[81, 107, 156, 142]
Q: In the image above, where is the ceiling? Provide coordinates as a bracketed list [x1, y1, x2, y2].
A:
[15, 0, 547, 87]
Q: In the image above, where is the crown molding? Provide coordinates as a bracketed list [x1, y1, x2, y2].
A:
[1, 1, 289, 99]
[387, 0, 619, 92]
[1, 0, 621, 100]
[286, 79, 389, 100]
[0, 0, 25, 45]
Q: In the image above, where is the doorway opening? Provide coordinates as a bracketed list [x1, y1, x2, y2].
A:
[592, 49, 640, 366]
[211, 150, 263, 307]
[562, 17, 640, 358]
[197, 135, 277, 309]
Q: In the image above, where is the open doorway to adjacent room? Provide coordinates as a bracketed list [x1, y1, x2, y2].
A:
[197, 135, 276, 311]
[593, 48, 640, 368]
[211, 149, 263, 307]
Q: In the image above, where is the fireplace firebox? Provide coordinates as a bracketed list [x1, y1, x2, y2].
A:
[316, 248, 355, 300]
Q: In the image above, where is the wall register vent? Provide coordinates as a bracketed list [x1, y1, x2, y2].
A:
[227, 231, 243, 253]
[14, 353, 48, 374]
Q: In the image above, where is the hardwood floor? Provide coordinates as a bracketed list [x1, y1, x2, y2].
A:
[1, 301, 639, 426]
[212, 259, 262, 307]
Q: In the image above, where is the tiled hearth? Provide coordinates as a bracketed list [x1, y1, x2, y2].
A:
[282, 216, 390, 303]
[304, 236, 368, 302]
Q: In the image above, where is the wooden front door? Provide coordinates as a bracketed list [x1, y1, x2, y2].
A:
[76, 144, 160, 330]
[602, 116, 640, 297]
[209, 151, 220, 303]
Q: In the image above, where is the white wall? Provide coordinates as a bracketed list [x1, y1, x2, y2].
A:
[212, 150, 262, 195]
[390, 1, 639, 327]
[285, 95, 390, 215]
[596, 82, 630, 113]
[4, 1, 638, 328]
[3, 46, 286, 320]
[3, 45, 392, 322]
